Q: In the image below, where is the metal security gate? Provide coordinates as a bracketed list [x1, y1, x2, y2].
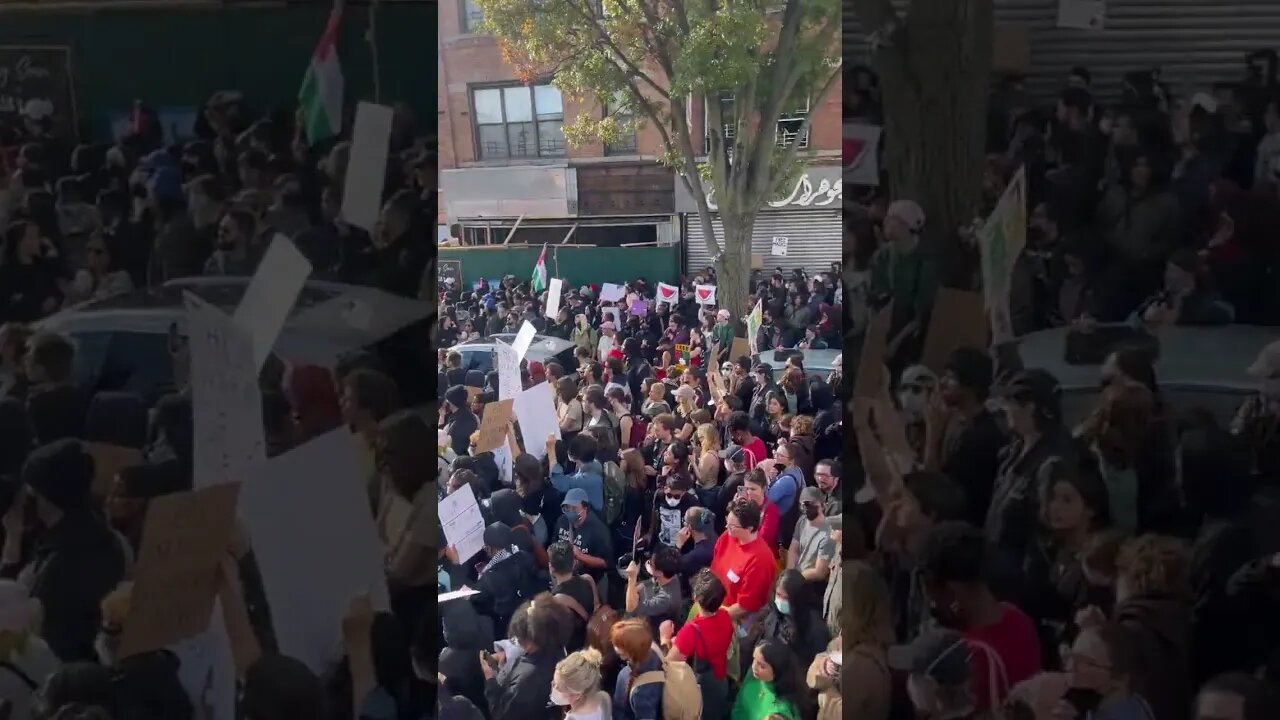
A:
[844, 0, 1280, 102]
[682, 209, 842, 275]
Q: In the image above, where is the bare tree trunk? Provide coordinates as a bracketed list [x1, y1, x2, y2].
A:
[854, 0, 993, 254]
[717, 213, 754, 321]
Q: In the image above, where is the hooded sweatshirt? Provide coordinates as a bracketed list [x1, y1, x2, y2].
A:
[440, 600, 495, 714]
[1113, 594, 1192, 720]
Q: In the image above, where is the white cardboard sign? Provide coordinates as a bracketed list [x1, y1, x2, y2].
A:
[513, 381, 561, 460]
[233, 234, 312, 371]
[341, 102, 395, 231]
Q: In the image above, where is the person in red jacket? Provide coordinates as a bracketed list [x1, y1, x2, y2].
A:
[709, 497, 778, 626]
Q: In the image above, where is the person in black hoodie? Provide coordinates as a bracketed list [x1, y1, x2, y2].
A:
[441, 385, 478, 460]
[3, 439, 125, 662]
[23, 333, 89, 445]
[465, 523, 534, 638]
[440, 587, 496, 714]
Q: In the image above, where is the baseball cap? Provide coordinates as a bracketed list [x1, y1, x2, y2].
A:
[799, 486, 825, 505]
[886, 199, 926, 233]
[751, 363, 771, 375]
[718, 445, 745, 462]
[562, 488, 589, 508]
[887, 629, 972, 686]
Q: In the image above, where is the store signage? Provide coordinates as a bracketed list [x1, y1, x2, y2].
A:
[705, 173, 842, 211]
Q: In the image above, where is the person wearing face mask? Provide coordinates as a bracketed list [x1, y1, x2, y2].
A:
[479, 594, 564, 720]
[648, 472, 699, 552]
[554, 488, 615, 602]
[551, 648, 612, 720]
[572, 313, 600, 357]
[898, 364, 938, 461]
[673, 507, 716, 583]
[757, 569, 829, 673]
[624, 546, 683, 636]
[786, 487, 836, 587]
[889, 628, 978, 720]
[464, 523, 531, 637]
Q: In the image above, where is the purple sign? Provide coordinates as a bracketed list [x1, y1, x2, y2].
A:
[630, 299, 648, 316]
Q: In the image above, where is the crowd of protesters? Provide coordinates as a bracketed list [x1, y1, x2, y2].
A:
[840, 54, 1280, 720]
[0, 88, 439, 719]
[435, 265, 845, 719]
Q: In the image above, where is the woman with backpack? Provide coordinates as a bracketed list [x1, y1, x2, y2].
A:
[609, 387, 646, 450]
[611, 619, 664, 719]
[659, 570, 734, 720]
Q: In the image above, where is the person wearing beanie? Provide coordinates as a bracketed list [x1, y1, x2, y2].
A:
[441, 384, 478, 458]
[868, 197, 938, 369]
[4, 439, 126, 662]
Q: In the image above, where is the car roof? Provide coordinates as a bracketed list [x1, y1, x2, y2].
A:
[1019, 324, 1275, 392]
[755, 348, 841, 373]
[449, 334, 575, 362]
[36, 278, 430, 366]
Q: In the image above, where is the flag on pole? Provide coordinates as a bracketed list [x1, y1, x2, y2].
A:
[745, 300, 763, 354]
[298, 7, 345, 145]
[531, 244, 548, 293]
[979, 167, 1027, 310]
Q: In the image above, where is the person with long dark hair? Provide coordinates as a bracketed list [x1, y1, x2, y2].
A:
[731, 638, 809, 720]
[756, 569, 830, 673]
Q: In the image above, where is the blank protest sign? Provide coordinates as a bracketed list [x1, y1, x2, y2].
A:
[341, 102, 394, 231]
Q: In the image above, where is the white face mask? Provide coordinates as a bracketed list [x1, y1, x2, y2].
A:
[898, 389, 927, 417]
[550, 687, 572, 706]
[665, 496, 681, 507]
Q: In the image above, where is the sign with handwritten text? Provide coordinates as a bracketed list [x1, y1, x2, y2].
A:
[185, 292, 266, 489]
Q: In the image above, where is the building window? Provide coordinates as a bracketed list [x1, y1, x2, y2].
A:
[472, 84, 565, 160]
[461, 0, 484, 33]
[704, 93, 809, 154]
[603, 92, 636, 156]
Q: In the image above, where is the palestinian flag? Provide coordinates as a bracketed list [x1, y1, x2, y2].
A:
[531, 244, 548, 293]
[298, 7, 345, 145]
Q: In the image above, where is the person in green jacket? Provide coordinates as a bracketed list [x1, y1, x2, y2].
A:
[731, 639, 808, 720]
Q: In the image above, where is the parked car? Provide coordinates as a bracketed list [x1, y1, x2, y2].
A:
[1018, 324, 1273, 425]
[755, 348, 841, 382]
[447, 334, 578, 378]
[35, 278, 432, 406]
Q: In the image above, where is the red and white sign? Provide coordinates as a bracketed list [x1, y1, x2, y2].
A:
[695, 284, 717, 305]
[843, 123, 882, 187]
[656, 282, 679, 306]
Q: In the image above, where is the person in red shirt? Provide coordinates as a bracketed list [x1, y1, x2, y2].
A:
[912, 521, 1042, 713]
[727, 412, 768, 471]
[709, 498, 778, 626]
[658, 570, 733, 718]
[739, 469, 781, 552]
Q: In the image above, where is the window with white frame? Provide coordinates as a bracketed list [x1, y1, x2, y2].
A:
[704, 93, 810, 154]
[472, 84, 566, 160]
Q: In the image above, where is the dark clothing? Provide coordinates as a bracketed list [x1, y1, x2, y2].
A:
[552, 575, 597, 650]
[23, 509, 126, 661]
[445, 408, 479, 458]
[372, 234, 430, 299]
[759, 607, 830, 672]
[473, 554, 531, 638]
[1114, 594, 1193, 720]
[483, 648, 560, 720]
[985, 428, 1070, 600]
[149, 217, 212, 285]
[26, 384, 90, 444]
[1189, 519, 1256, 683]
[440, 599, 495, 715]
[112, 649, 196, 720]
[554, 512, 614, 586]
[939, 409, 1007, 527]
[0, 257, 63, 323]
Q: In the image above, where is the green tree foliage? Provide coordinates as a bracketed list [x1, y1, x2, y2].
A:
[476, 0, 840, 317]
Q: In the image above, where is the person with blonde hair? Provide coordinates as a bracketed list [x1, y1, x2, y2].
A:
[693, 423, 722, 490]
[551, 648, 612, 719]
[0, 580, 58, 719]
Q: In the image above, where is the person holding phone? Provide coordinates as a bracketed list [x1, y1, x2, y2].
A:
[1048, 623, 1154, 720]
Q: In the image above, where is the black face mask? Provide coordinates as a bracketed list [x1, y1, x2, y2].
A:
[803, 505, 821, 521]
